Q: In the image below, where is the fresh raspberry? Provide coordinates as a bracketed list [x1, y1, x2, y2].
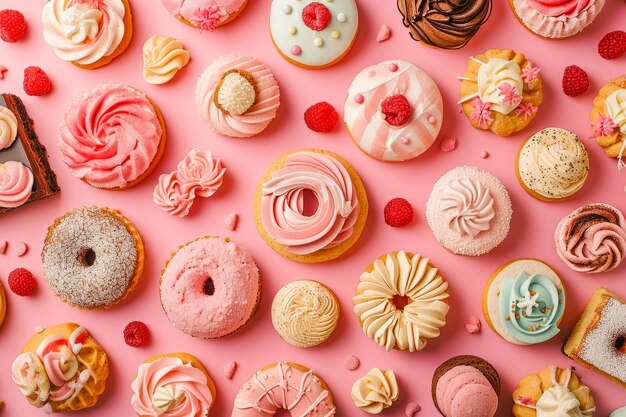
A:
[23, 66, 52, 96]
[7, 268, 36, 296]
[562, 65, 589, 97]
[302, 2, 331, 31]
[384, 198, 414, 227]
[123, 321, 150, 347]
[381, 95, 412, 126]
[0, 10, 26, 43]
[304, 101, 338, 133]
[598, 30, 626, 60]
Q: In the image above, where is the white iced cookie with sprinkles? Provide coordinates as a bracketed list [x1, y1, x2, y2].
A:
[270, 0, 358, 69]
[344, 60, 443, 162]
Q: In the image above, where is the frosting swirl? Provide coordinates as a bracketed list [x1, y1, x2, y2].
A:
[271, 280, 339, 348]
[261, 152, 358, 255]
[42, 0, 126, 66]
[527, 0, 592, 16]
[555, 203, 626, 273]
[477, 58, 523, 114]
[397, 0, 492, 50]
[153, 172, 195, 218]
[537, 386, 587, 417]
[0, 161, 34, 208]
[131, 357, 213, 417]
[0, 105, 18, 150]
[511, 0, 602, 39]
[143, 35, 190, 85]
[518, 128, 589, 200]
[12, 352, 51, 403]
[351, 368, 398, 414]
[353, 251, 450, 352]
[499, 271, 565, 345]
[441, 178, 495, 238]
[605, 89, 626, 135]
[57, 82, 162, 189]
[176, 149, 225, 197]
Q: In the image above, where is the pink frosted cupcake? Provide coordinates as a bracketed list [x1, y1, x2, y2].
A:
[509, 0, 605, 39]
[160, 236, 261, 338]
[426, 166, 512, 256]
[160, 0, 248, 30]
[195, 55, 280, 138]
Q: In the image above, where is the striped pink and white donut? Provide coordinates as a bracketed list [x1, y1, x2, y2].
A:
[344, 60, 443, 162]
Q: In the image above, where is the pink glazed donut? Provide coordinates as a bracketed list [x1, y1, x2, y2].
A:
[160, 236, 261, 339]
[344, 59, 443, 162]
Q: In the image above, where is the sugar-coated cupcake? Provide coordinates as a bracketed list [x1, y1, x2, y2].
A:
[254, 149, 368, 263]
[57, 83, 166, 190]
[160, 0, 248, 30]
[426, 166, 512, 256]
[432, 355, 500, 417]
[483, 259, 565, 345]
[160, 236, 261, 338]
[509, 0, 605, 39]
[458, 49, 543, 136]
[12, 324, 108, 413]
[589, 76, 626, 171]
[42, 0, 133, 69]
[512, 366, 595, 417]
[131, 352, 216, 417]
[516, 128, 589, 202]
[196, 55, 280, 138]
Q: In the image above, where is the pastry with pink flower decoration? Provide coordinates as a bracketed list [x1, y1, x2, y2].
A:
[590, 76, 626, 171]
[12, 323, 109, 413]
[131, 352, 215, 417]
[153, 149, 225, 217]
[458, 49, 543, 136]
[196, 55, 280, 138]
[161, 0, 248, 31]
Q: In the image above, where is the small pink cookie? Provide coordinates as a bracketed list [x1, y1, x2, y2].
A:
[14, 241, 27, 257]
[435, 365, 498, 417]
[195, 55, 280, 138]
[345, 60, 443, 162]
[344, 354, 360, 371]
[160, 237, 261, 338]
[224, 212, 238, 231]
[224, 360, 237, 379]
[426, 166, 512, 256]
[160, 0, 248, 30]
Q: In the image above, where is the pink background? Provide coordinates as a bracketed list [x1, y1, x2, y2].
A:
[1, 0, 625, 415]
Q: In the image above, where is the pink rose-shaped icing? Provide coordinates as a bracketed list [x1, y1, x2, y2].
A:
[176, 149, 225, 197]
[0, 161, 34, 208]
[57, 82, 162, 189]
[130, 357, 213, 417]
[527, 0, 592, 16]
[153, 172, 195, 218]
[261, 152, 358, 255]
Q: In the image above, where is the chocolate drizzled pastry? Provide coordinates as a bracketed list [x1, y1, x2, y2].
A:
[0, 94, 60, 215]
[398, 0, 492, 49]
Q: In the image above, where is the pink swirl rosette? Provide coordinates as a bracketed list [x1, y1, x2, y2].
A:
[527, 0, 591, 16]
[153, 172, 195, 218]
[0, 161, 34, 208]
[261, 152, 359, 255]
[440, 178, 495, 238]
[57, 83, 162, 189]
[130, 357, 213, 417]
[176, 149, 225, 197]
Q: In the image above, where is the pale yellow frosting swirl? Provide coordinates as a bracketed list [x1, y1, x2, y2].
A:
[143, 35, 190, 85]
[271, 280, 339, 348]
[605, 88, 626, 135]
[351, 368, 398, 415]
[518, 128, 589, 200]
[353, 251, 450, 352]
[0, 105, 18, 151]
[536, 386, 588, 417]
[477, 57, 523, 114]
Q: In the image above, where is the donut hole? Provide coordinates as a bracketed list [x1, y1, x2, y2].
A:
[392, 295, 411, 311]
[615, 335, 626, 354]
[301, 189, 319, 217]
[78, 248, 96, 267]
[203, 277, 215, 296]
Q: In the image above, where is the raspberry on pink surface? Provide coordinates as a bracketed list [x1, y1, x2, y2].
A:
[304, 102, 338, 133]
[0, 9, 26, 43]
[381, 95, 412, 126]
[123, 321, 150, 347]
[23, 66, 51, 96]
[384, 198, 414, 228]
[8, 268, 36, 296]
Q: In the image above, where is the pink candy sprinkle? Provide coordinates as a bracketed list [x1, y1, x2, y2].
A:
[376, 24, 391, 42]
[0, 66, 7, 80]
[388, 63, 398, 72]
[0, 240, 6, 254]
[15, 241, 27, 257]
[224, 361, 237, 379]
[406, 402, 421, 417]
[290, 45, 301, 56]
[34, 325, 44, 333]
[428, 116, 437, 125]
[401, 137, 410, 145]
[440, 136, 457, 152]
[343, 355, 360, 371]
[465, 316, 481, 334]
[225, 213, 238, 231]
[354, 94, 364, 104]
[481, 151, 489, 159]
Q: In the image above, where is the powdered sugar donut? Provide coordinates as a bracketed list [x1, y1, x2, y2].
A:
[345, 60, 443, 162]
[270, 0, 358, 69]
[160, 0, 248, 30]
